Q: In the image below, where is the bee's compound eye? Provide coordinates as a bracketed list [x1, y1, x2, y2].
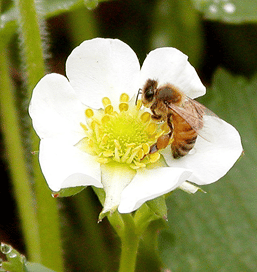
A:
[145, 88, 154, 101]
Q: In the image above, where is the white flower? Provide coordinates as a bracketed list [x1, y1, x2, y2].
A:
[29, 38, 243, 215]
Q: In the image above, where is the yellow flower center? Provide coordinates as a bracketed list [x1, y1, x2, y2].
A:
[77, 93, 163, 169]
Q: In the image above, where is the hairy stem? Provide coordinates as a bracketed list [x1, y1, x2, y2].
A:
[15, 0, 64, 270]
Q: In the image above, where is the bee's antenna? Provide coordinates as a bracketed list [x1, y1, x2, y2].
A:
[135, 88, 142, 105]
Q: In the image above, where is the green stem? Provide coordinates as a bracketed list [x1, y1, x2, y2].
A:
[119, 214, 140, 272]
[15, 0, 45, 89]
[0, 48, 41, 263]
[15, 0, 64, 270]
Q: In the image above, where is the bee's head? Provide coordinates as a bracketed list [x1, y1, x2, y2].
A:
[141, 79, 158, 106]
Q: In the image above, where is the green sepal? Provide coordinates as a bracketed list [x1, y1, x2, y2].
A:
[52, 186, 86, 198]
[146, 195, 168, 220]
[134, 203, 164, 235]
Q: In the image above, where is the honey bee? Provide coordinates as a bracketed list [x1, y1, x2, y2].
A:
[138, 79, 215, 159]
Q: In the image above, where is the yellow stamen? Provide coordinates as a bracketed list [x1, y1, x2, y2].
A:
[77, 93, 166, 169]
[100, 134, 109, 146]
[137, 148, 145, 160]
[97, 157, 110, 164]
[101, 115, 110, 124]
[85, 108, 94, 118]
[149, 152, 160, 163]
[119, 102, 129, 112]
[146, 123, 157, 135]
[105, 105, 113, 114]
[126, 146, 141, 164]
[121, 147, 132, 163]
[103, 150, 114, 157]
[102, 97, 111, 107]
[114, 146, 121, 162]
[142, 143, 150, 155]
[114, 139, 121, 150]
[136, 99, 142, 109]
[80, 122, 88, 131]
[140, 112, 151, 123]
[120, 93, 129, 102]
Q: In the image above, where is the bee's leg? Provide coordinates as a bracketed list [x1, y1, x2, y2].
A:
[167, 112, 173, 133]
[149, 132, 172, 154]
[151, 109, 162, 121]
[151, 114, 162, 120]
[149, 113, 174, 154]
[150, 103, 163, 120]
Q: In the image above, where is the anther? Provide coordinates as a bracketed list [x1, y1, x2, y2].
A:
[126, 146, 141, 164]
[80, 122, 88, 131]
[119, 102, 129, 112]
[100, 134, 109, 146]
[114, 146, 121, 162]
[105, 105, 113, 114]
[149, 152, 160, 163]
[142, 143, 150, 154]
[121, 147, 132, 162]
[146, 123, 157, 135]
[120, 93, 129, 102]
[85, 108, 94, 118]
[101, 115, 110, 124]
[102, 150, 114, 157]
[137, 148, 145, 159]
[140, 112, 151, 123]
[114, 140, 121, 150]
[97, 157, 110, 164]
[102, 97, 111, 107]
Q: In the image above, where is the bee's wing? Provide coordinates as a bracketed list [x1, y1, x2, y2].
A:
[165, 97, 219, 142]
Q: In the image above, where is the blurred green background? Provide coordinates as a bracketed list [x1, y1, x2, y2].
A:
[1, 0, 257, 271]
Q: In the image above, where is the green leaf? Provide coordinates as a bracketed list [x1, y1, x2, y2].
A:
[192, 0, 257, 23]
[159, 69, 257, 271]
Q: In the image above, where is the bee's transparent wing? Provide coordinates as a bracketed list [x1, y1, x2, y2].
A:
[165, 97, 220, 142]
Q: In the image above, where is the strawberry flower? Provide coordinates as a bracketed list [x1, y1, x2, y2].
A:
[29, 38, 243, 215]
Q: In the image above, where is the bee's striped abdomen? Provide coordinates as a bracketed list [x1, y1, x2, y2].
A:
[171, 114, 198, 159]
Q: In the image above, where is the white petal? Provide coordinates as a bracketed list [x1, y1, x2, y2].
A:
[29, 73, 86, 143]
[118, 167, 192, 213]
[140, 47, 206, 99]
[163, 116, 243, 185]
[39, 137, 102, 192]
[100, 162, 136, 216]
[66, 38, 141, 109]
